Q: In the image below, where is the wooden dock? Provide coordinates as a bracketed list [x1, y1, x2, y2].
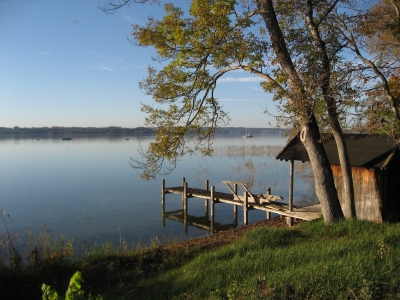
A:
[162, 178, 321, 233]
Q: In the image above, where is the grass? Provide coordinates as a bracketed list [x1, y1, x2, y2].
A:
[1, 219, 400, 299]
[133, 220, 400, 299]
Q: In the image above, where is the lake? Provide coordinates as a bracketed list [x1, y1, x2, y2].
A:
[0, 133, 315, 248]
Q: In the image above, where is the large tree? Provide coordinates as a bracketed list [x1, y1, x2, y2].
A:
[337, 0, 400, 135]
[100, 0, 385, 224]
[256, 0, 357, 218]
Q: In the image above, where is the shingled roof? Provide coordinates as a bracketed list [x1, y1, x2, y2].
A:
[276, 134, 399, 169]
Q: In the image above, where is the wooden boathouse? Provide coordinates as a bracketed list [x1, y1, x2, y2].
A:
[276, 134, 400, 222]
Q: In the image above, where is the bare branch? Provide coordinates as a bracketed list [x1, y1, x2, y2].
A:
[99, 0, 156, 14]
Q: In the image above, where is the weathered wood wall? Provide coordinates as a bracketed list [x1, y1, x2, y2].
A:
[332, 165, 383, 222]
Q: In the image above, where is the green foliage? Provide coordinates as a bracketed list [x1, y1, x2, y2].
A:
[210, 279, 255, 300]
[364, 0, 400, 60]
[129, 1, 276, 179]
[377, 239, 390, 260]
[42, 284, 61, 300]
[42, 271, 103, 300]
[124, 0, 378, 180]
[354, 73, 400, 135]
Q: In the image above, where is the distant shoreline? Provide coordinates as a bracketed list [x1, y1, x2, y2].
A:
[0, 126, 286, 136]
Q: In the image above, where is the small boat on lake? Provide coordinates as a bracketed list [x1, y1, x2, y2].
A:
[243, 125, 253, 138]
[62, 138, 72, 140]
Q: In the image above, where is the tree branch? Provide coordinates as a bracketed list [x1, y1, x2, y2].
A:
[99, 0, 156, 14]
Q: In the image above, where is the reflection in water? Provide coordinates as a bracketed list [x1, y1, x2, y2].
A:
[162, 208, 238, 235]
[161, 179, 238, 235]
[1, 133, 317, 247]
[194, 144, 316, 206]
[236, 160, 255, 189]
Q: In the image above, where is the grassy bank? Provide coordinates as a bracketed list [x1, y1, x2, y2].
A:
[1, 218, 400, 299]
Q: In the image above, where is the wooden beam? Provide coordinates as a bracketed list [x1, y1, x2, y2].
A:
[184, 182, 188, 211]
[161, 179, 166, 226]
[244, 191, 248, 225]
[266, 187, 271, 219]
[288, 160, 294, 226]
[184, 181, 188, 234]
[233, 183, 238, 222]
[210, 186, 215, 234]
[223, 180, 257, 203]
[205, 179, 209, 216]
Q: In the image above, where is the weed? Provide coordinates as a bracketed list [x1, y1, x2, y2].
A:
[42, 271, 103, 300]
[377, 239, 390, 260]
[0, 207, 22, 267]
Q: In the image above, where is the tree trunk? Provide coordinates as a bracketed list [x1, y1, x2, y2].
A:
[328, 118, 356, 218]
[305, 0, 356, 218]
[257, 0, 344, 224]
[300, 119, 344, 224]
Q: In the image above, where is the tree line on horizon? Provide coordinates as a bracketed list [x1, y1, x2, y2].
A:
[0, 126, 155, 135]
[0, 126, 285, 135]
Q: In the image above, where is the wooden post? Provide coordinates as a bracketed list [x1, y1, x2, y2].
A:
[161, 179, 165, 227]
[183, 182, 188, 212]
[244, 191, 248, 225]
[205, 180, 209, 216]
[266, 187, 271, 219]
[182, 178, 186, 207]
[233, 183, 238, 223]
[183, 181, 188, 234]
[210, 186, 215, 234]
[182, 176, 186, 206]
[287, 160, 294, 226]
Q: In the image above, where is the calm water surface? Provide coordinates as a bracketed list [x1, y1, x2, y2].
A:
[0, 133, 315, 247]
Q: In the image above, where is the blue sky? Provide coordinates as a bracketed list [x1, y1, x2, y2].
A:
[0, 0, 276, 128]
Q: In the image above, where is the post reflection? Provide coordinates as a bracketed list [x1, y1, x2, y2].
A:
[161, 205, 238, 235]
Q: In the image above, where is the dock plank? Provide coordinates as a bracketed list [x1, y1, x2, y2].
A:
[165, 186, 321, 221]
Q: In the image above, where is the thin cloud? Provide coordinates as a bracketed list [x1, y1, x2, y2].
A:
[97, 63, 113, 71]
[219, 77, 263, 83]
[248, 86, 263, 92]
[88, 63, 113, 71]
[86, 49, 103, 57]
[123, 13, 134, 24]
[40, 52, 50, 55]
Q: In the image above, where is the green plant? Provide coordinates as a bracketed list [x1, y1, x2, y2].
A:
[226, 280, 254, 300]
[0, 206, 22, 266]
[377, 239, 390, 260]
[42, 271, 103, 300]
